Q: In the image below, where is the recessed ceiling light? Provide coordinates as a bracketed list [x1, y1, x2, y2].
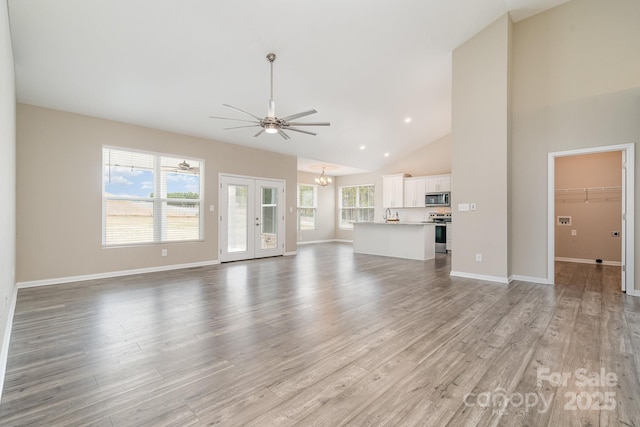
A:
[404, 117, 412, 123]
[359, 145, 366, 150]
[384, 152, 390, 157]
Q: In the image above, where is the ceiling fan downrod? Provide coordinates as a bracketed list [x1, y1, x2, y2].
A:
[267, 53, 276, 120]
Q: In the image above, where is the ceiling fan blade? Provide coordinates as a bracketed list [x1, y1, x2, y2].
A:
[286, 122, 331, 126]
[280, 109, 317, 121]
[224, 125, 261, 130]
[223, 104, 263, 121]
[285, 127, 317, 136]
[277, 129, 290, 140]
[254, 129, 265, 137]
[209, 116, 258, 123]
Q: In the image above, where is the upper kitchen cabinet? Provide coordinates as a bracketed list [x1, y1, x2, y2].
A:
[383, 173, 409, 208]
[404, 177, 426, 207]
[426, 174, 451, 193]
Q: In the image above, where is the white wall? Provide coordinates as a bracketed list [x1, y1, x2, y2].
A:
[16, 104, 298, 284]
[0, 0, 17, 395]
[296, 171, 336, 243]
[510, 0, 640, 286]
[451, 14, 512, 282]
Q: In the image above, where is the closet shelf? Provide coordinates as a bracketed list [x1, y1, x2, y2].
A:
[555, 186, 621, 203]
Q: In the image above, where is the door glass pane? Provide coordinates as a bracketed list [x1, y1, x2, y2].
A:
[228, 184, 248, 252]
[261, 187, 278, 250]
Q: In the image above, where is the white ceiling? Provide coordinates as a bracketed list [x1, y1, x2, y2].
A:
[8, 0, 568, 175]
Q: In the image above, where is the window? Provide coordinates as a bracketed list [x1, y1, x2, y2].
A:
[339, 184, 375, 229]
[103, 147, 203, 246]
[297, 184, 317, 230]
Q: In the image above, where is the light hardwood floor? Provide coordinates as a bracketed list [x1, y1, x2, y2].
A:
[1, 243, 639, 426]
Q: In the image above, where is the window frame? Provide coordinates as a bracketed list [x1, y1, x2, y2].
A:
[297, 183, 317, 230]
[102, 146, 205, 247]
[338, 184, 375, 230]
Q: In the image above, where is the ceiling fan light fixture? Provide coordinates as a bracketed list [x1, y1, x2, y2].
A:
[264, 123, 278, 134]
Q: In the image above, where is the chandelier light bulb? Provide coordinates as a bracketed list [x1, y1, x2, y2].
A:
[315, 167, 332, 186]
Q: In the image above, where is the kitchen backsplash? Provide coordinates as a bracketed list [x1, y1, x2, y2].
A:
[385, 207, 451, 223]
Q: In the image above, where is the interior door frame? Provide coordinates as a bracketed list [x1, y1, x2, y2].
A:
[547, 143, 635, 295]
[218, 173, 285, 262]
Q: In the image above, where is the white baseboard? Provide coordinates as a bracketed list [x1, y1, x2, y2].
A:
[284, 251, 298, 256]
[626, 288, 639, 297]
[297, 240, 333, 245]
[16, 260, 220, 289]
[509, 275, 551, 285]
[0, 285, 18, 402]
[298, 239, 353, 245]
[450, 271, 509, 284]
[555, 257, 622, 266]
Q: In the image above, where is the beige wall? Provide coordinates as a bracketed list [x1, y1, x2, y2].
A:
[296, 171, 336, 242]
[335, 133, 452, 241]
[510, 0, 640, 285]
[451, 14, 512, 281]
[0, 0, 16, 377]
[555, 151, 622, 262]
[16, 104, 298, 283]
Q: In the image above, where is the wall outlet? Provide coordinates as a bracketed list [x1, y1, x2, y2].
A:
[162, 249, 168, 257]
[571, 230, 577, 236]
[470, 203, 477, 211]
[476, 253, 482, 262]
[612, 231, 620, 237]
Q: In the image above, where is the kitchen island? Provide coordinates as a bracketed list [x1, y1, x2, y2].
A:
[353, 222, 436, 261]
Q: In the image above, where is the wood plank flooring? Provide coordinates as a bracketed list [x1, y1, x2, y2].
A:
[1, 243, 638, 426]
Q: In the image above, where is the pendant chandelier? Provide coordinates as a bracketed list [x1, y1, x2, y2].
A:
[315, 167, 333, 187]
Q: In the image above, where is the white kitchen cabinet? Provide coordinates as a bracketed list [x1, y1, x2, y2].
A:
[426, 174, 451, 193]
[403, 177, 426, 207]
[383, 174, 408, 208]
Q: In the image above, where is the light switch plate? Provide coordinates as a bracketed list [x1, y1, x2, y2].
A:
[458, 203, 470, 212]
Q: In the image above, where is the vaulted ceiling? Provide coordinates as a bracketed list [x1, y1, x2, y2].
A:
[8, 0, 569, 175]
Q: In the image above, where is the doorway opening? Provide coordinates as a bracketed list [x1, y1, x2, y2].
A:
[547, 144, 634, 293]
[219, 174, 285, 262]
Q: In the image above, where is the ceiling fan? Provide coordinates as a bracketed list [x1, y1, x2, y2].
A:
[210, 53, 330, 140]
[161, 160, 199, 174]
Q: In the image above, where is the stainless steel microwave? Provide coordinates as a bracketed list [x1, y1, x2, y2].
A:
[425, 192, 450, 207]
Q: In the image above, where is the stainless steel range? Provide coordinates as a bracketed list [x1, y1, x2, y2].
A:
[429, 213, 451, 253]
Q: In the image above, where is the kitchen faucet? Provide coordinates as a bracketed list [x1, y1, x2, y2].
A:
[385, 208, 391, 220]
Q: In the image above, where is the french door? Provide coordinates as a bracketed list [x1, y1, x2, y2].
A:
[219, 174, 285, 262]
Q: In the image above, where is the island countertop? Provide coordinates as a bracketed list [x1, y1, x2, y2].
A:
[371, 221, 438, 225]
[353, 222, 435, 260]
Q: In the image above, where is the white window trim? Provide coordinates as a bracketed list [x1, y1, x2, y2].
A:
[338, 184, 375, 230]
[102, 146, 205, 247]
[297, 183, 318, 230]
